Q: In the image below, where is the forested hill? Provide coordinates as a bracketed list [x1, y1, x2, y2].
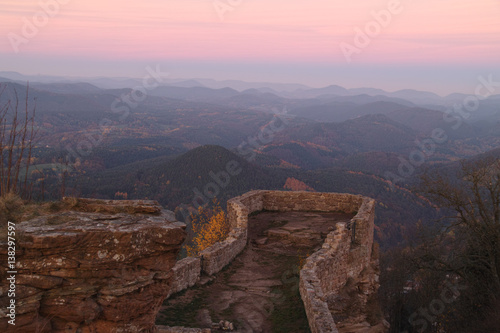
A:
[72, 144, 438, 247]
[75, 145, 285, 209]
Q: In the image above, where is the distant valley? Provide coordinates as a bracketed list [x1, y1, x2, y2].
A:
[1, 72, 499, 248]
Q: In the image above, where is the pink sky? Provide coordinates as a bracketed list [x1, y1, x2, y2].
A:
[1, 0, 499, 62]
[0, 0, 499, 93]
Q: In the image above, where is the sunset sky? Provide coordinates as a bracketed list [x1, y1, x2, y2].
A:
[1, 0, 499, 94]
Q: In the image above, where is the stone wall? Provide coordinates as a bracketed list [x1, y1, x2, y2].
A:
[262, 191, 363, 213]
[199, 228, 246, 276]
[0, 199, 186, 333]
[166, 190, 377, 333]
[299, 197, 376, 333]
[167, 257, 201, 298]
[228, 191, 375, 333]
[171, 191, 264, 280]
[225, 190, 362, 229]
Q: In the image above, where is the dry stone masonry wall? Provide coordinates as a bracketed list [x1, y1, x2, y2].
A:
[166, 257, 201, 298]
[299, 197, 376, 333]
[226, 191, 376, 333]
[167, 190, 378, 333]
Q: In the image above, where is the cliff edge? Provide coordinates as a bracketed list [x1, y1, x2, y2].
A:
[0, 198, 186, 333]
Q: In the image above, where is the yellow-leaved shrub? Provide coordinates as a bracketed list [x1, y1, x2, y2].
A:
[186, 200, 230, 257]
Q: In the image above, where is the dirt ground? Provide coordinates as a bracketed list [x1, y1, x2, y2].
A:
[157, 211, 353, 333]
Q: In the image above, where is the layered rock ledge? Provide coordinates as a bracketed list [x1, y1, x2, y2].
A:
[0, 198, 186, 333]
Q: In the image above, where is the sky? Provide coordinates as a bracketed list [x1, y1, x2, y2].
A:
[0, 0, 499, 95]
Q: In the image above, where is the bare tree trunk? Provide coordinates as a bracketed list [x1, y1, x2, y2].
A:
[0, 83, 37, 199]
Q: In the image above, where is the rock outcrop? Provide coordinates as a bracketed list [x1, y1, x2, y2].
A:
[0, 199, 186, 333]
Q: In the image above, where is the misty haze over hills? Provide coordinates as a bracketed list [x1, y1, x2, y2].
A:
[1, 72, 499, 241]
[0, 70, 498, 245]
[3, 71, 500, 107]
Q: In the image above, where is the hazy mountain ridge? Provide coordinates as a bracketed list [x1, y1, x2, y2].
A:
[3, 78, 498, 178]
[3, 71, 500, 107]
[1, 76, 499, 248]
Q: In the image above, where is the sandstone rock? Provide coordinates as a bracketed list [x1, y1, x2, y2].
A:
[282, 225, 307, 232]
[254, 237, 268, 245]
[266, 228, 290, 239]
[0, 199, 186, 333]
[157, 326, 211, 333]
[198, 276, 215, 285]
[196, 309, 212, 328]
[62, 197, 163, 214]
[0, 314, 52, 333]
[211, 320, 235, 331]
[17, 274, 64, 289]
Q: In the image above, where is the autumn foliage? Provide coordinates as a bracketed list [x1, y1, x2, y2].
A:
[186, 200, 230, 257]
[283, 177, 315, 192]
